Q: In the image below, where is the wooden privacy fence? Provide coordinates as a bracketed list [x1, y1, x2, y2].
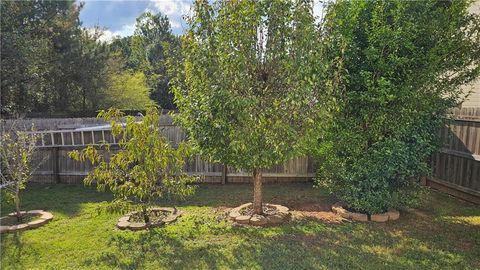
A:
[20, 109, 480, 202]
[28, 126, 315, 184]
[427, 107, 480, 204]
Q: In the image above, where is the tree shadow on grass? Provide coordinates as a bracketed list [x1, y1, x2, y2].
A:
[0, 233, 42, 270]
[1, 183, 112, 217]
[159, 183, 329, 209]
[3, 182, 479, 269]
[83, 202, 480, 270]
[2, 183, 324, 217]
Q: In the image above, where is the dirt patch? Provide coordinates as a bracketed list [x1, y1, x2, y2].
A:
[239, 204, 278, 216]
[129, 210, 169, 223]
[117, 207, 181, 231]
[291, 202, 345, 224]
[229, 203, 291, 226]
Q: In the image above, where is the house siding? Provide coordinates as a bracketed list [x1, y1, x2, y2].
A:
[461, 80, 480, 108]
[460, 1, 480, 108]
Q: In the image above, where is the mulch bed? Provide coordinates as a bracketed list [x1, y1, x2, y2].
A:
[117, 207, 181, 231]
[239, 204, 278, 216]
[229, 203, 291, 226]
[128, 209, 170, 223]
[0, 210, 54, 233]
[1, 213, 38, 226]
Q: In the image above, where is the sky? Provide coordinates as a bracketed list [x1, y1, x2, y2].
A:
[79, 0, 325, 42]
[79, 0, 192, 41]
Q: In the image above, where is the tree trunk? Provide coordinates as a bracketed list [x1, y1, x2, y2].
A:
[253, 168, 263, 215]
[15, 182, 21, 222]
[142, 206, 150, 224]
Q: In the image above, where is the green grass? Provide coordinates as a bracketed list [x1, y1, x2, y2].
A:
[1, 183, 479, 270]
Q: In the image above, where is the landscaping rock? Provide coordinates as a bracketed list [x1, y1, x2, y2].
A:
[349, 212, 368, 222]
[0, 210, 53, 233]
[117, 208, 181, 231]
[386, 210, 400, 221]
[332, 202, 399, 222]
[27, 218, 48, 229]
[250, 214, 267, 226]
[238, 203, 253, 209]
[235, 215, 251, 224]
[266, 214, 284, 224]
[9, 224, 29, 231]
[230, 203, 291, 226]
[332, 203, 352, 219]
[229, 210, 241, 220]
[118, 216, 129, 223]
[40, 212, 54, 221]
[162, 215, 177, 223]
[0, 226, 10, 233]
[27, 210, 44, 215]
[128, 223, 147, 231]
[8, 211, 26, 217]
[331, 202, 344, 214]
[370, 213, 389, 222]
[339, 211, 351, 219]
[117, 221, 129, 230]
[276, 205, 290, 213]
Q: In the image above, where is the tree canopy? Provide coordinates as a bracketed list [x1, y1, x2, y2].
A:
[175, 0, 331, 214]
[109, 11, 182, 110]
[1, 1, 110, 116]
[314, 0, 480, 214]
[1, 2, 180, 117]
[69, 108, 196, 223]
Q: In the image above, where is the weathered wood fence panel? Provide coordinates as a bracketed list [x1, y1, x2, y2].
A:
[428, 107, 480, 203]
[12, 109, 480, 198]
[28, 124, 315, 184]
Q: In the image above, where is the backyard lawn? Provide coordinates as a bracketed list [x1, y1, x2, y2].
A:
[1, 183, 479, 270]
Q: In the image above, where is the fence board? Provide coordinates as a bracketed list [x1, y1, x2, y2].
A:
[27, 124, 315, 184]
[427, 108, 480, 203]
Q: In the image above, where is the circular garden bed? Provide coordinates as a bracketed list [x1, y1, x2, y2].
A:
[229, 203, 291, 226]
[0, 210, 53, 233]
[117, 207, 181, 231]
[332, 202, 400, 222]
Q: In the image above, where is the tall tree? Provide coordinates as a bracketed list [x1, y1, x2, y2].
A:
[118, 11, 182, 110]
[1, 1, 110, 116]
[101, 71, 154, 110]
[315, 0, 480, 214]
[175, 0, 329, 214]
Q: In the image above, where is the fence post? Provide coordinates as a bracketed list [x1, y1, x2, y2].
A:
[222, 164, 227, 184]
[52, 147, 60, 184]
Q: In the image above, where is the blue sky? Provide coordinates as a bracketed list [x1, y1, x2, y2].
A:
[79, 0, 192, 41]
[80, 0, 325, 41]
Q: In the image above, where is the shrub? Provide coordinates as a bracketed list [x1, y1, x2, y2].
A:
[69, 107, 196, 223]
[315, 0, 480, 214]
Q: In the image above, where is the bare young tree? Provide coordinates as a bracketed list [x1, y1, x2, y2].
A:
[0, 123, 44, 222]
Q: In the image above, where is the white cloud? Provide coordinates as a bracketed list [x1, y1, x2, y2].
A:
[150, 0, 191, 16]
[312, 0, 326, 23]
[148, 0, 191, 32]
[170, 20, 181, 29]
[88, 22, 136, 43]
[115, 23, 136, 37]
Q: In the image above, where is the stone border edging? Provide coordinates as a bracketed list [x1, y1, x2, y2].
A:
[117, 207, 181, 231]
[229, 203, 291, 226]
[332, 202, 400, 222]
[0, 210, 53, 233]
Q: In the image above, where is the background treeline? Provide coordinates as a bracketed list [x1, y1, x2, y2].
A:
[1, 0, 180, 118]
